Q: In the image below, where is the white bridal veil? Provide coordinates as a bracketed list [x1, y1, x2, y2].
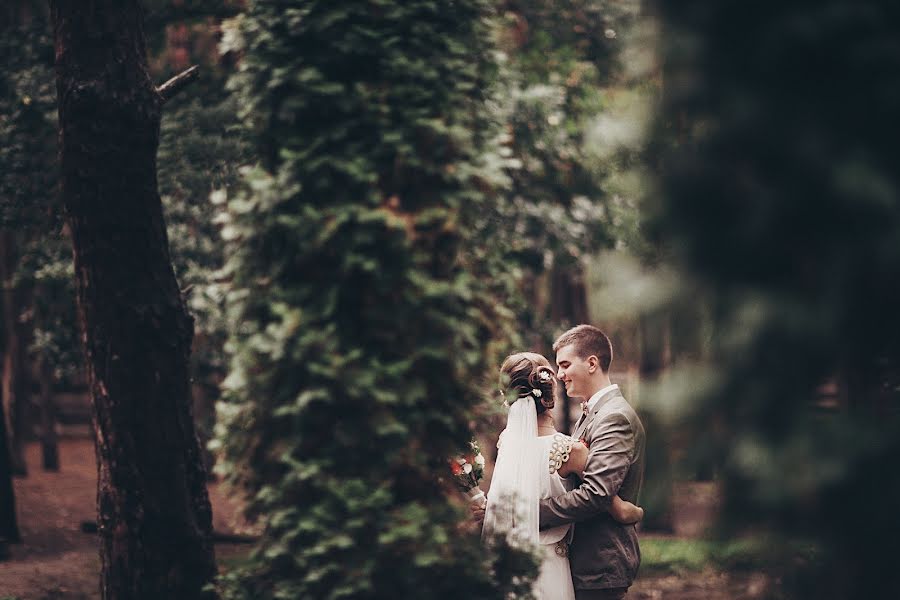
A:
[481, 394, 541, 551]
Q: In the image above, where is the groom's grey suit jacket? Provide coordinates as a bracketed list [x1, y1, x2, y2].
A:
[539, 387, 646, 591]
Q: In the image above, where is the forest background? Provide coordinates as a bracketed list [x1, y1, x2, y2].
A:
[1, 1, 899, 599]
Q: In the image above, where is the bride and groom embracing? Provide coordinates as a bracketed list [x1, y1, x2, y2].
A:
[476, 324, 646, 600]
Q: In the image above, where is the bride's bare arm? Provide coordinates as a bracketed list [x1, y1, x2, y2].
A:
[556, 439, 644, 525]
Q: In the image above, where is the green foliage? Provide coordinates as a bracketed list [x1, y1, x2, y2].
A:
[157, 27, 250, 388]
[0, 12, 80, 379]
[640, 535, 819, 576]
[654, 0, 900, 597]
[213, 1, 533, 598]
[0, 13, 54, 228]
[489, 1, 645, 345]
[2, 5, 246, 387]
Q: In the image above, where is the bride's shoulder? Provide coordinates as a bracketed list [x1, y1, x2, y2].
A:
[550, 433, 588, 476]
[548, 433, 575, 474]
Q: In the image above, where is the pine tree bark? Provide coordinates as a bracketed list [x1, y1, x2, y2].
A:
[0, 380, 21, 545]
[0, 232, 29, 477]
[51, 2, 216, 598]
[37, 355, 59, 471]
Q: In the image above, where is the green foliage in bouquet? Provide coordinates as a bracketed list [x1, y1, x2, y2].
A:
[653, 0, 900, 597]
[213, 1, 535, 598]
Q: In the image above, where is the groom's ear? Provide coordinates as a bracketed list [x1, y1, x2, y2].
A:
[587, 355, 599, 373]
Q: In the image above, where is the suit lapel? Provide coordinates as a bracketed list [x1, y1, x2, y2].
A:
[571, 412, 588, 438]
[574, 388, 623, 439]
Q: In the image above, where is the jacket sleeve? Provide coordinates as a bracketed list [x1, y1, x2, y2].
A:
[539, 411, 634, 529]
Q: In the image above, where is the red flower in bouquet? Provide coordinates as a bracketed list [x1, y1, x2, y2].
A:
[450, 440, 486, 506]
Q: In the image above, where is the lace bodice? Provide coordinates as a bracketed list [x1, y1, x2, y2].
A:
[548, 432, 576, 475]
[539, 433, 575, 545]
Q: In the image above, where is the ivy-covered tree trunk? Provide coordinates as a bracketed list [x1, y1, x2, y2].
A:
[51, 2, 216, 598]
[214, 1, 531, 598]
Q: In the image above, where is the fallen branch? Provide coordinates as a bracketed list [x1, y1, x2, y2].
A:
[210, 531, 259, 545]
[80, 520, 258, 544]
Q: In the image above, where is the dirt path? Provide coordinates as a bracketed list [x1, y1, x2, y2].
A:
[0, 439, 249, 600]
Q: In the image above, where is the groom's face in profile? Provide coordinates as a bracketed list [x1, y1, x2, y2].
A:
[555, 344, 593, 400]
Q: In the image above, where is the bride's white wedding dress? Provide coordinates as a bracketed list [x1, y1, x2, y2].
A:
[534, 433, 576, 600]
[482, 397, 576, 599]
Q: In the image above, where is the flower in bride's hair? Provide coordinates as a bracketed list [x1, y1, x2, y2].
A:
[474, 453, 485, 466]
[463, 463, 473, 474]
[538, 370, 552, 383]
[532, 388, 542, 398]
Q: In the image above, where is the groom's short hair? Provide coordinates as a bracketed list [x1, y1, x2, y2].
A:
[553, 324, 613, 373]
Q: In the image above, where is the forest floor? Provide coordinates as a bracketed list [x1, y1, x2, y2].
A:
[0, 438, 779, 600]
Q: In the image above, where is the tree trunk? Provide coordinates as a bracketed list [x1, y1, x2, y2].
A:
[191, 379, 217, 482]
[0, 381, 21, 544]
[0, 231, 28, 477]
[51, 2, 216, 598]
[637, 311, 675, 532]
[38, 355, 59, 471]
[550, 263, 590, 434]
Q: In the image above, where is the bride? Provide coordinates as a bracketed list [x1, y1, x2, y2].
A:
[481, 352, 644, 599]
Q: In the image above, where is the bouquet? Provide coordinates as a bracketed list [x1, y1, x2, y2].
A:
[451, 439, 487, 507]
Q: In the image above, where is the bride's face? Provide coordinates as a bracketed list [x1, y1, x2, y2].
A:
[555, 344, 592, 400]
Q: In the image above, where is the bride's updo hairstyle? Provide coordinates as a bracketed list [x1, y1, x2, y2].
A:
[499, 352, 557, 414]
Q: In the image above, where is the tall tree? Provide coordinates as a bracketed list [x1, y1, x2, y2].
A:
[51, 2, 216, 598]
[0, 384, 20, 545]
[654, 0, 900, 597]
[0, 231, 32, 477]
[214, 1, 533, 598]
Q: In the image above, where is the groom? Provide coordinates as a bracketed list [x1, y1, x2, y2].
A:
[542, 324, 646, 600]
